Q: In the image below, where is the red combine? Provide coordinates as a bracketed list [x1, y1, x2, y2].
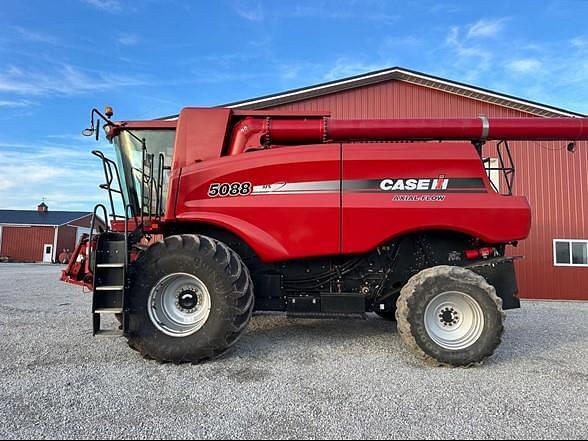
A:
[62, 107, 588, 366]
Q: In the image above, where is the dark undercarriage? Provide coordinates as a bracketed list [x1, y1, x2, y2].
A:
[169, 227, 521, 315]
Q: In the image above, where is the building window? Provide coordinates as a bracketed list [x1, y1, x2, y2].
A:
[553, 239, 588, 266]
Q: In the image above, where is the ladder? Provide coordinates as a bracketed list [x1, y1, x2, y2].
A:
[91, 230, 128, 337]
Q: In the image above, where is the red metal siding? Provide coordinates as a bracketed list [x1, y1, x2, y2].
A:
[69, 214, 93, 228]
[57, 225, 77, 255]
[267, 81, 532, 118]
[265, 81, 588, 300]
[0, 226, 55, 262]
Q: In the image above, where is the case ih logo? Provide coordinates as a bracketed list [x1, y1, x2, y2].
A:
[380, 175, 448, 192]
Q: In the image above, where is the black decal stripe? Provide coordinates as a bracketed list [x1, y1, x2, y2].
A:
[345, 189, 487, 194]
[446, 178, 485, 189]
[342, 178, 487, 192]
[342, 179, 381, 190]
[444, 189, 488, 192]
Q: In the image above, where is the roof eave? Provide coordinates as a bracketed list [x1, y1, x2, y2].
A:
[159, 66, 586, 120]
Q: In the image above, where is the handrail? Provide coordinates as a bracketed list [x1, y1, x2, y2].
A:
[156, 153, 166, 222]
[89, 204, 109, 282]
[482, 140, 515, 196]
[92, 150, 128, 220]
[93, 144, 167, 234]
[147, 153, 154, 226]
[140, 145, 146, 229]
[497, 140, 515, 196]
[138, 147, 161, 229]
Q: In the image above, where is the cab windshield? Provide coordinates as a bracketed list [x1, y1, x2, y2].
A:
[112, 129, 176, 217]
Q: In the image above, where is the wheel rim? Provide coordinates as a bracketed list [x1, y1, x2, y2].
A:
[148, 273, 211, 337]
[424, 291, 485, 351]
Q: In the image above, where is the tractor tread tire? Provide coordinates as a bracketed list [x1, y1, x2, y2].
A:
[396, 265, 505, 367]
[126, 234, 254, 364]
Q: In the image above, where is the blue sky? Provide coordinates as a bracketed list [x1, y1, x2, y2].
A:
[1, 0, 587, 211]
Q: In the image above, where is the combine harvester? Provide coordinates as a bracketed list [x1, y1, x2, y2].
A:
[62, 106, 587, 365]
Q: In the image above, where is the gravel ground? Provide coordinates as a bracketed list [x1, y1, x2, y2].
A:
[0, 263, 586, 440]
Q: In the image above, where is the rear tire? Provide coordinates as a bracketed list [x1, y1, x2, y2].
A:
[126, 234, 254, 363]
[396, 265, 504, 367]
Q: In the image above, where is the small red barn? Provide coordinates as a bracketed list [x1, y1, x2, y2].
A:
[0, 203, 102, 263]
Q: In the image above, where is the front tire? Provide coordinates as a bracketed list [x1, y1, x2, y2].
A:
[396, 265, 504, 367]
[126, 234, 254, 363]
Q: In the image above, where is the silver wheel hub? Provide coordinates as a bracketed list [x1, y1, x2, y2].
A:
[424, 291, 485, 351]
[148, 273, 211, 337]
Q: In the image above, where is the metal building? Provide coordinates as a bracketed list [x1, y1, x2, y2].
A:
[220, 67, 588, 301]
[0, 203, 100, 263]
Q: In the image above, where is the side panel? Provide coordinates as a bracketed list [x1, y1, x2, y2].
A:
[175, 144, 341, 262]
[0, 226, 55, 262]
[68, 214, 93, 228]
[342, 142, 531, 254]
[56, 225, 77, 255]
[172, 107, 231, 169]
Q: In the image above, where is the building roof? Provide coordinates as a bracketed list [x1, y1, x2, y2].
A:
[161, 66, 586, 119]
[0, 210, 92, 226]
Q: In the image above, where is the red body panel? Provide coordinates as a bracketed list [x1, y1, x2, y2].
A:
[342, 143, 530, 254]
[172, 108, 232, 168]
[172, 139, 531, 262]
[176, 145, 341, 261]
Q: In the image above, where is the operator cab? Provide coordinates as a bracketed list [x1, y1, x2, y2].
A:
[111, 124, 176, 216]
[83, 107, 177, 223]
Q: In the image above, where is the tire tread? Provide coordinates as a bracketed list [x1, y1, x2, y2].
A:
[127, 234, 254, 364]
[396, 265, 505, 367]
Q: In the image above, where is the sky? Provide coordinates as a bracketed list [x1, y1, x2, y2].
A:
[0, 0, 587, 211]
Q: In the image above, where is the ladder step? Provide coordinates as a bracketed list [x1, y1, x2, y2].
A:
[95, 285, 124, 291]
[95, 329, 123, 337]
[94, 308, 123, 314]
[97, 263, 125, 268]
